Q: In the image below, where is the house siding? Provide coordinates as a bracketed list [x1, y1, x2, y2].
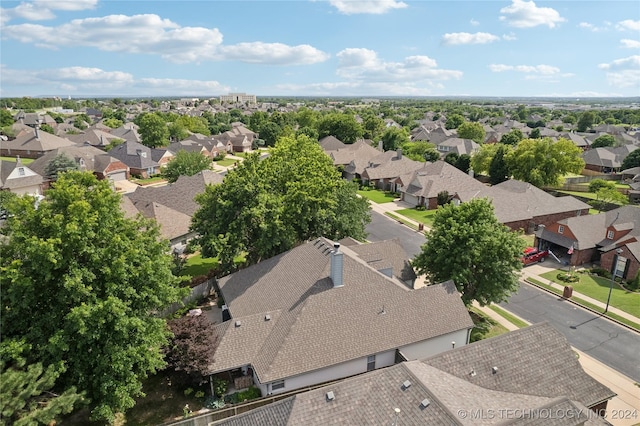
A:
[399, 329, 470, 360]
[264, 349, 396, 396]
[600, 247, 639, 281]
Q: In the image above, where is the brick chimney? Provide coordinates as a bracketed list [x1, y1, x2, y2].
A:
[330, 242, 344, 288]
[396, 148, 402, 159]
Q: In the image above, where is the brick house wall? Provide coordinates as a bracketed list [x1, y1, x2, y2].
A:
[569, 247, 598, 266]
[600, 246, 639, 281]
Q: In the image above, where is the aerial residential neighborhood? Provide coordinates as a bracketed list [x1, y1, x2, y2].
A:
[1, 0, 639, 425]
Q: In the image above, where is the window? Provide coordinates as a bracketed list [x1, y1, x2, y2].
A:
[367, 355, 376, 372]
[576, 210, 582, 216]
[18, 167, 25, 176]
[271, 380, 285, 391]
[607, 230, 614, 240]
[558, 225, 564, 234]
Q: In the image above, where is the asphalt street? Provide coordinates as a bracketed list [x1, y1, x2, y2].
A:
[499, 283, 640, 383]
[365, 210, 425, 258]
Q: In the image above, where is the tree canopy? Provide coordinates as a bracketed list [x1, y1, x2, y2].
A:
[621, 149, 640, 170]
[381, 127, 409, 151]
[162, 150, 212, 183]
[591, 134, 616, 148]
[412, 199, 526, 306]
[457, 121, 485, 144]
[0, 172, 186, 422]
[444, 113, 464, 130]
[470, 143, 499, 175]
[138, 112, 170, 148]
[44, 153, 78, 181]
[191, 134, 371, 273]
[489, 144, 512, 185]
[317, 113, 364, 144]
[505, 137, 585, 187]
[500, 128, 524, 145]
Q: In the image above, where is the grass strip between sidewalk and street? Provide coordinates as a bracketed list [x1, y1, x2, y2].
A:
[488, 305, 529, 328]
[526, 278, 640, 331]
[384, 211, 421, 231]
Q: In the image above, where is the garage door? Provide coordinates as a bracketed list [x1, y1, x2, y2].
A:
[108, 171, 127, 181]
[404, 193, 419, 206]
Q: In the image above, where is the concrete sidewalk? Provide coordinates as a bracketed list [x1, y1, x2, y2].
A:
[475, 303, 640, 426]
[368, 198, 428, 232]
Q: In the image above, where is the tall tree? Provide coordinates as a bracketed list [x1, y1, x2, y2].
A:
[470, 143, 499, 175]
[317, 113, 364, 144]
[381, 127, 409, 151]
[44, 153, 78, 181]
[577, 111, 596, 132]
[505, 138, 585, 188]
[500, 128, 524, 145]
[138, 113, 169, 148]
[591, 134, 616, 148]
[191, 135, 371, 273]
[488, 144, 511, 185]
[621, 149, 640, 170]
[0, 172, 186, 422]
[457, 122, 485, 144]
[162, 151, 212, 183]
[412, 199, 526, 306]
[362, 114, 385, 141]
[444, 113, 464, 130]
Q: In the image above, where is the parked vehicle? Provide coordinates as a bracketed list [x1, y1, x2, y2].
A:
[521, 247, 548, 265]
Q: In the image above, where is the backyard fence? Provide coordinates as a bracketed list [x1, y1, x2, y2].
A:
[158, 278, 216, 318]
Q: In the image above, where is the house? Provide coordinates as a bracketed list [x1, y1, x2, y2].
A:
[110, 123, 141, 144]
[13, 111, 57, 128]
[360, 149, 425, 191]
[435, 137, 479, 158]
[0, 128, 76, 159]
[561, 132, 590, 150]
[534, 206, 640, 278]
[211, 323, 613, 425]
[168, 139, 212, 158]
[217, 122, 258, 152]
[0, 158, 43, 195]
[208, 238, 474, 397]
[108, 141, 173, 178]
[582, 145, 638, 174]
[65, 128, 124, 149]
[324, 140, 380, 179]
[123, 170, 224, 249]
[396, 161, 486, 209]
[28, 145, 130, 183]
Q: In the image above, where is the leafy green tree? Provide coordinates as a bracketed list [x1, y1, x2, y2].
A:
[500, 128, 524, 145]
[317, 113, 364, 144]
[402, 141, 438, 162]
[577, 111, 596, 132]
[295, 107, 318, 129]
[423, 148, 441, 162]
[168, 122, 190, 142]
[258, 121, 283, 146]
[295, 126, 319, 140]
[362, 114, 385, 141]
[0, 172, 186, 422]
[470, 143, 499, 175]
[621, 149, 640, 170]
[489, 144, 511, 185]
[437, 191, 450, 206]
[591, 187, 628, 212]
[444, 152, 459, 166]
[162, 151, 212, 183]
[381, 127, 409, 151]
[412, 199, 526, 306]
[138, 112, 170, 148]
[104, 138, 125, 152]
[529, 128, 541, 139]
[588, 178, 616, 192]
[591, 134, 616, 148]
[39, 124, 55, 134]
[44, 154, 78, 181]
[562, 114, 577, 125]
[191, 135, 371, 273]
[0, 109, 13, 127]
[455, 154, 471, 173]
[103, 118, 123, 129]
[445, 113, 465, 130]
[457, 122, 485, 144]
[73, 114, 91, 130]
[505, 138, 585, 188]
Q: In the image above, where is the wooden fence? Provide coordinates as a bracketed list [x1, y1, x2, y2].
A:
[158, 278, 216, 317]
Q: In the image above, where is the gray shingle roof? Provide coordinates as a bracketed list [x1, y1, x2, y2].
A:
[212, 238, 473, 383]
[0, 160, 43, 190]
[401, 161, 486, 199]
[346, 238, 417, 284]
[1, 129, 76, 152]
[28, 145, 126, 176]
[422, 322, 616, 409]
[361, 151, 424, 181]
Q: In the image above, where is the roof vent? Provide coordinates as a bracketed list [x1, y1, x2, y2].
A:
[420, 399, 430, 409]
[401, 380, 411, 390]
[235, 320, 242, 328]
[492, 366, 498, 374]
[265, 314, 271, 321]
[470, 369, 476, 377]
[326, 391, 335, 401]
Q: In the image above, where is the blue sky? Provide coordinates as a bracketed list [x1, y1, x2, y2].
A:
[1, 0, 639, 98]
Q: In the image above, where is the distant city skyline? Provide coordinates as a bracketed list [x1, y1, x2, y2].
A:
[1, 0, 639, 98]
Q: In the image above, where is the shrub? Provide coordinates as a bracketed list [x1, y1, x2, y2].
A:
[237, 386, 261, 401]
[213, 378, 228, 398]
[195, 390, 205, 399]
[557, 272, 579, 283]
[184, 388, 194, 396]
[590, 267, 611, 279]
[628, 272, 640, 291]
[205, 396, 225, 409]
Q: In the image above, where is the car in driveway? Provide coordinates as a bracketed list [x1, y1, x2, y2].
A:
[521, 247, 549, 266]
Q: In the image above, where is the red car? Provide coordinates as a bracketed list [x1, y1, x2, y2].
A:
[521, 247, 549, 265]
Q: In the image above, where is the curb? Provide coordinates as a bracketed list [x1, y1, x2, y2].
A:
[524, 278, 640, 334]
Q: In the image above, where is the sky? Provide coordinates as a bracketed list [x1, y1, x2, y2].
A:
[1, 0, 639, 98]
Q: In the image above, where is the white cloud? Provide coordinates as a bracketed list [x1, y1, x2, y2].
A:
[276, 80, 442, 96]
[499, 0, 566, 28]
[470, 19, 480, 26]
[616, 19, 640, 31]
[336, 48, 462, 82]
[217, 42, 329, 65]
[1, 0, 97, 24]
[328, 0, 407, 15]
[502, 33, 517, 41]
[442, 32, 500, 46]
[0, 65, 229, 96]
[2, 13, 329, 65]
[598, 56, 640, 89]
[621, 39, 640, 49]
[488, 63, 561, 75]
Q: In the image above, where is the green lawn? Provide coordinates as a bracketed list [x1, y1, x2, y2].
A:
[488, 305, 529, 328]
[213, 158, 237, 167]
[395, 208, 438, 227]
[1, 156, 34, 164]
[357, 189, 397, 204]
[181, 253, 220, 277]
[540, 269, 640, 318]
[469, 307, 510, 342]
[520, 234, 535, 247]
